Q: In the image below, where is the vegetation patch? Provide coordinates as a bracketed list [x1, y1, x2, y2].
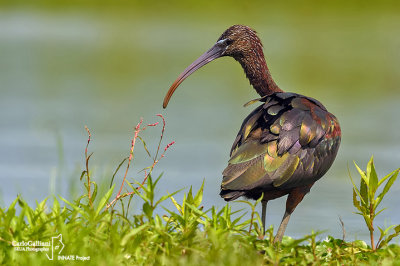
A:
[1, 116, 399, 265]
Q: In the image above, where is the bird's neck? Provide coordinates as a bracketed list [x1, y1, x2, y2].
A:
[235, 50, 282, 96]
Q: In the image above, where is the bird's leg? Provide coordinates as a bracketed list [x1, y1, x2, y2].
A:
[274, 184, 314, 243]
[261, 200, 268, 236]
[274, 210, 291, 243]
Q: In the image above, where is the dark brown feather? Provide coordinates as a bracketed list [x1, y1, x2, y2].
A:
[220, 92, 341, 201]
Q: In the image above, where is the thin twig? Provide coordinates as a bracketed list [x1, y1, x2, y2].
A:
[116, 119, 143, 205]
[154, 114, 166, 161]
[249, 209, 255, 234]
[106, 115, 174, 210]
[84, 126, 93, 207]
[339, 216, 346, 242]
[106, 139, 175, 209]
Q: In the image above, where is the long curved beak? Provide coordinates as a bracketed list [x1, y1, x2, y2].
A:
[163, 43, 225, 108]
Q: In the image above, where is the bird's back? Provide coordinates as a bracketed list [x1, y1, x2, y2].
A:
[220, 92, 341, 201]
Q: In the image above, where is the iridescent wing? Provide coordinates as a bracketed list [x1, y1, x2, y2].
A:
[220, 92, 341, 201]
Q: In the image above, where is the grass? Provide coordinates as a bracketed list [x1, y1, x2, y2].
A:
[350, 156, 400, 251]
[1, 116, 399, 265]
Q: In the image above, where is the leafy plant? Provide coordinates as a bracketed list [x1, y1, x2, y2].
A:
[2, 116, 400, 265]
[106, 114, 174, 211]
[350, 156, 400, 250]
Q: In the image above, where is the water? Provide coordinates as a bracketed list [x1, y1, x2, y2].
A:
[0, 7, 399, 241]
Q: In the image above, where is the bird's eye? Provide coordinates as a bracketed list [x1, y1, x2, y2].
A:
[217, 39, 233, 47]
[225, 39, 233, 45]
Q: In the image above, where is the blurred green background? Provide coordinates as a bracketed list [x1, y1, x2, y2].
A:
[0, 0, 399, 240]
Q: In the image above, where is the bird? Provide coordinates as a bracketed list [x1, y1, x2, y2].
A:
[162, 25, 341, 243]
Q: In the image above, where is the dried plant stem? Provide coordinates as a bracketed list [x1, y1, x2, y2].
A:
[106, 114, 174, 210]
[107, 140, 174, 209]
[249, 209, 255, 233]
[114, 119, 143, 206]
[154, 114, 166, 160]
[339, 216, 346, 243]
[84, 126, 93, 207]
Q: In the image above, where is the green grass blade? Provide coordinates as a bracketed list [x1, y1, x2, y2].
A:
[375, 169, 399, 208]
[95, 185, 115, 217]
[349, 165, 366, 205]
[59, 195, 90, 220]
[367, 156, 378, 196]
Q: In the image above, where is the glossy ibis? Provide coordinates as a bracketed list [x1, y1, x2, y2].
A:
[163, 25, 341, 242]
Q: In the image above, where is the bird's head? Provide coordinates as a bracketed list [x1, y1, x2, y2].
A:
[163, 25, 264, 108]
[217, 25, 263, 59]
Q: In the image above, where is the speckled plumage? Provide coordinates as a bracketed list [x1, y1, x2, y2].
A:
[217, 25, 282, 96]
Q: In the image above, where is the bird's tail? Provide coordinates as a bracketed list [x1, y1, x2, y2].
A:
[219, 190, 245, 201]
